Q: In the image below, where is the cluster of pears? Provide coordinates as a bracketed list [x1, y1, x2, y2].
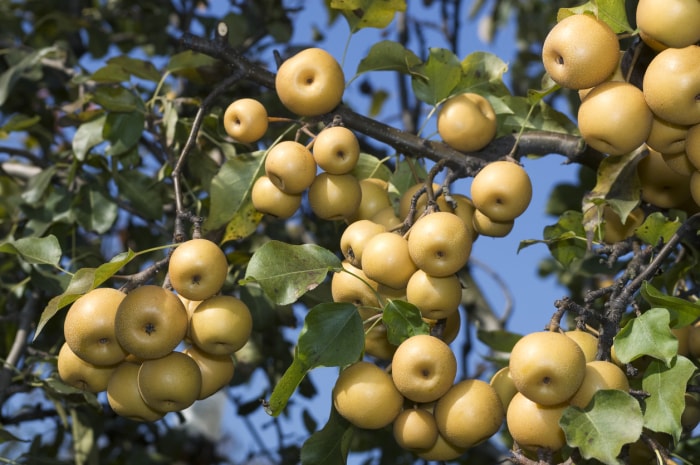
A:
[58, 238, 252, 421]
[222, 47, 362, 221]
[541, 6, 700, 237]
[489, 330, 630, 453]
[333, 334, 505, 461]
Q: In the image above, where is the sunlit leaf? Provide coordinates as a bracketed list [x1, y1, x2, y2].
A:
[0, 234, 62, 266]
[330, 0, 406, 31]
[0, 114, 41, 133]
[557, 0, 633, 33]
[613, 308, 678, 366]
[640, 282, 700, 328]
[382, 300, 429, 345]
[266, 303, 363, 416]
[72, 115, 106, 161]
[356, 40, 421, 75]
[71, 409, 95, 465]
[350, 153, 392, 181]
[634, 212, 682, 246]
[522, 210, 588, 266]
[221, 200, 264, 243]
[34, 250, 136, 339]
[453, 51, 510, 98]
[560, 390, 643, 465]
[411, 48, 462, 105]
[242, 241, 342, 305]
[301, 404, 354, 465]
[642, 356, 696, 442]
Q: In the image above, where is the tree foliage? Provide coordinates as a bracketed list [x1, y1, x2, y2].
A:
[1, 1, 699, 464]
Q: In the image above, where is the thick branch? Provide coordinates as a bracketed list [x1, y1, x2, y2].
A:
[180, 30, 597, 176]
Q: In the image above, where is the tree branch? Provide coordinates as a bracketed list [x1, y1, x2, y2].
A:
[179, 28, 598, 178]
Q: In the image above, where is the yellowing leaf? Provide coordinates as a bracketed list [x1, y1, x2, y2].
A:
[330, 0, 406, 31]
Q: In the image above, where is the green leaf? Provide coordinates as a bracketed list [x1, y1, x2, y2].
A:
[330, 0, 406, 31]
[634, 212, 682, 246]
[71, 409, 96, 465]
[300, 404, 354, 465]
[166, 50, 218, 73]
[21, 165, 57, 204]
[113, 169, 164, 220]
[382, 300, 430, 346]
[411, 48, 462, 105]
[92, 86, 142, 112]
[0, 46, 61, 106]
[560, 390, 643, 465]
[0, 113, 41, 133]
[242, 241, 342, 305]
[642, 356, 696, 442]
[103, 111, 145, 156]
[107, 55, 161, 82]
[613, 308, 678, 366]
[453, 52, 511, 98]
[557, 0, 633, 33]
[477, 329, 523, 353]
[74, 184, 118, 234]
[350, 153, 392, 181]
[0, 235, 61, 266]
[582, 146, 643, 242]
[91, 63, 131, 83]
[525, 210, 588, 267]
[356, 40, 421, 75]
[266, 303, 363, 416]
[72, 115, 106, 161]
[640, 282, 700, 328]
[33, 250, 136, 339]
[203, 151, 265, 234]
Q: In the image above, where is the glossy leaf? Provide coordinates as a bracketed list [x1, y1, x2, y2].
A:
[411, 48, 462, 105]
[0, 234, 62, 266]
[557, 0, 633, 33]
[640, 282, 700, 328]
[266, 303, 363, 416]
[34, 250, 136, 339]
[356, 40, 421, 75]
[560, 390, 643, 465]
[330, 0, 406, 31]
[382, 300, 430, 346]
[242, 241, 342, 305]
[613, 308, 677, 366]
[642, 356, 696, 442]
[634, 212, 682, 246]
[300, 404, 354, 465]
[203, 151, 265, 234]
